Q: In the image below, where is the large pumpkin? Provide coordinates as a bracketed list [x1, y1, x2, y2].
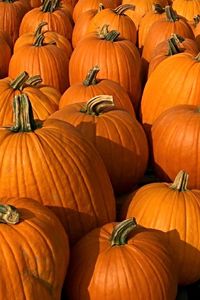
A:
[59, 65, 135, 118]
[50, 95, 148, 195]
[0, 93, 116, 245]
[125, 171, 200, 284]
[65, 218, 178, 300]
[0, 198, 69, 299]
[151, 104, 200, 189]
[69, 26, 142, 112]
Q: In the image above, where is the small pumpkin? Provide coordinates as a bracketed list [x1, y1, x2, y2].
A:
[65, 218, 178, 300]
[125, 170, 200, 284]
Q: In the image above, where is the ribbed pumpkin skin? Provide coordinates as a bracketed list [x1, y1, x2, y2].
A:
[0, 0, 31, 47]
[87, 7, 137, 44]
[151, 105, 200, 189]
[73, 0, 121, 22]
[140, 52, 200, 133]
[172, 0, 200, 23]
[65, 222, 177, 300]
[50, 103, 148, 195]
[0, 76, 60, 126]
[59, 79, 135, 118]
[8, 44, 69, 94]
[122, 0, 169, 16]
[126, 179, 200, 284]
[0, 118, 116, 245]
[14, 31, 72, 57]
[0, 197, 69, 300]
[19, 6, 73, 41]
[69, 36, 141, 111]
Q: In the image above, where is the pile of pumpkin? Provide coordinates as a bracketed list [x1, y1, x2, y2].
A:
[1, 0, 200, 299]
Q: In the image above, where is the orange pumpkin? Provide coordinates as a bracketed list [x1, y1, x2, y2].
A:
[0, 71, 60, 126]
[122, 0, 170, 16]
[69, 26, 142, 112]
[0, 198, 69, 299]
[59, 65, 135, 118]
[65, 218, 178, 300]
[0, 33, 11, 79]
[0, 93, 116, 245]
[172, 0, 200, 23]
[125, 171, 200, 284]
[9, 33, 70, 94]
[51, 95, 148, 194]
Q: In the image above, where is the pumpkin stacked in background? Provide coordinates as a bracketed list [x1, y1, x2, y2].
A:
[0, 198, 69, 300]
[59, 65, 136, 118]
[0, 32, 11, 78]
[69, 25, 141, 112]
[50, 95, 149, 195]
[0, 71, 60, 125]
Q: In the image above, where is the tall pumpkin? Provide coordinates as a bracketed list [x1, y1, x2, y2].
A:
[69, 26, 142, 112]
[59, 66, 135, 118]
[8, 33, 70, 94]
[50, 95, 148, 195]
[65, 218, 178, 300]
[125, 171, 200, 285]
[0, 93, 116, 245]
[0, 198, 69, 299]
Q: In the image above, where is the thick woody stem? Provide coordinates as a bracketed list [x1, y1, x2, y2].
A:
[169, 171, 189, 191]
[0, 204, 20, 225]
[111, 218, 137, 246]
[83, 66, 100, 86]
[80, 95, 114, 115]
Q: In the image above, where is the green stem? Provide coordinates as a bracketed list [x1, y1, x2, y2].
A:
[194, 52, 200, 61]
[34, 21, 48, 38]
[167, 34, 184, 55]
[83, 66, 100, 86]
[169, 171, 188, 191]
[41, 0, 60, 12]
[98, 3, 104, 12]
[33, 33, 45, 47]
[114, 4, 135, 15]
[194, 15, 200, 27]
[165, 5, 179, 22]
[10, 72, 30, 90]
[80, 95, 114, 116]
[105, 30, 120, 42]
[152, 3, 165, 14]
[10, 94, 41, 132]
[111, 218, 137, 246]
[25, 75, 43, 86]
[0, 204, 20, 225]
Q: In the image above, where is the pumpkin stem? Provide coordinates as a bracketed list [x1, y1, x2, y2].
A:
[167, 34, 185, 55]
[80, 95, 114, 116]
[33, 32, 56, 47]
[194, 52, 200, 61]
[165, 5, 179, 22]
[98, 25, 120, 41]
[113, 4, 135, 15]
[10, 72, 30, 90]
[34, 21, 48, 37]
[10, 94, 42, 132]
[0, 204, 20, 225]
[98, 3, 104, 12]
[83, 66, 100, 86]
[194, 15, 200, 27]
[169, 170, 189, 191]
[41, 0, 60, 12]
[25, 75, 43, 86]
[152, 3, 165, 14]
[111, 218, 137, 246]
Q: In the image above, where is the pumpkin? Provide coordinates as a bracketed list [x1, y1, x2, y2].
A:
[122, 0, 170, 16]
[151, 104, 200, 189]
[59, 65, 135, 118]
[172, 0, 200, 23]
[50, 95, 148, 194]
[141, 5, 195, 82]
[69, 26, 142, 112]
[140, 51, 200, 134]
[0, 71, 60, 126]
[29, 0, 42, 7]
[0, 0, 31, 48]
[65, 218, 178, 300]
[87, 4, 137, 44]
[72, 4, 104, 48]
[0, 33, 11, 79]
[148, 34, 199, 77]
[0, 198, 69, 299]
[0, 93, 116, 245]
[9, 33, 70, 94]
[14, 21, 72, 57]
[19, 0, 73, 41]
[125, 171, 200, 284]
[73, 0, 121, 23]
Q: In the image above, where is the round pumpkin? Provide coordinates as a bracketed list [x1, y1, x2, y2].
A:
[0, 197, 69, 299]
[0, 93, 116, 245]
[51, 95, 148, 194]
[65, 218, 178, 300]
[125, 170, 200, 284]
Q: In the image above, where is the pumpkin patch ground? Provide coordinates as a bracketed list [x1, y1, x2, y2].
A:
[1, 0, 200, 299]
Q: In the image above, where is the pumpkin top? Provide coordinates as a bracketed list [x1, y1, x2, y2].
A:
[41, 0, 61, 12]
[111, 218, 137, 246]
[0, 204, 20, 224]
[170, 170, 188, 192]
[80, 95, 114, 116]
